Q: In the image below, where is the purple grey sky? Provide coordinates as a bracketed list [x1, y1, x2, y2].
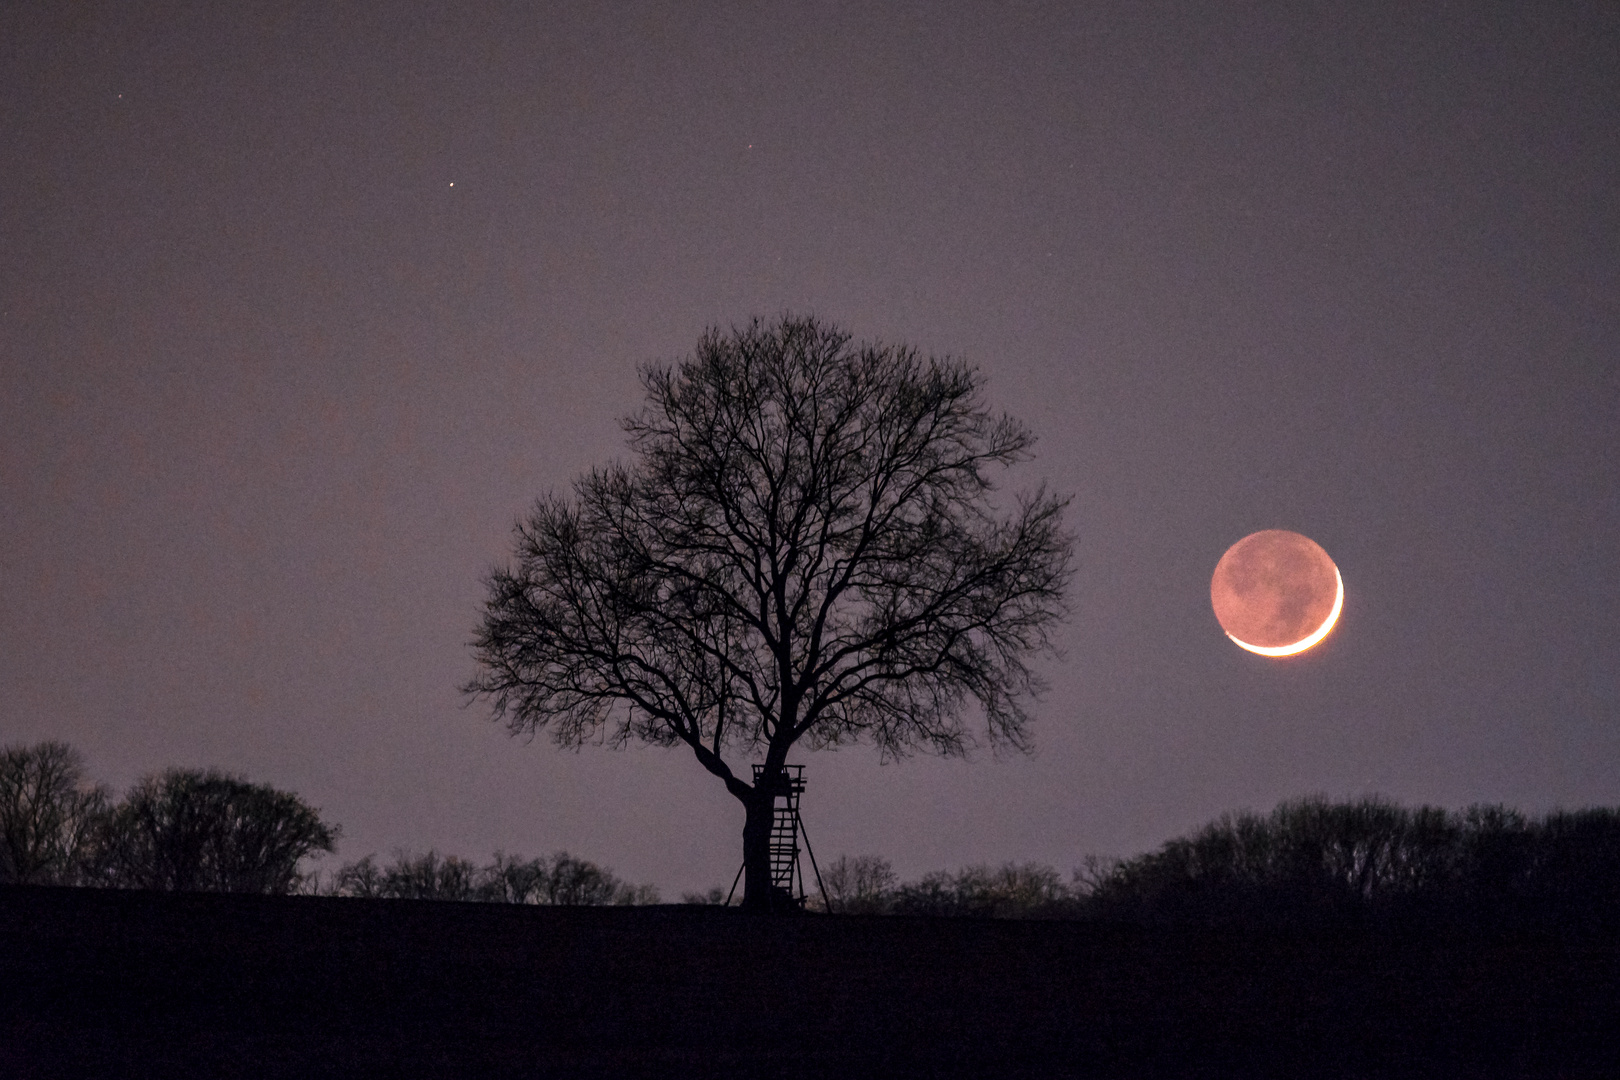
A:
[3, 1, 1616, 896]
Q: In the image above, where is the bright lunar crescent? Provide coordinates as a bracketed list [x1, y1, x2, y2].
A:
[1210, 530, 1342, 657]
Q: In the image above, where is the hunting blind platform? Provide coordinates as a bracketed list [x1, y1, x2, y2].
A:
[726, 764, 831, 910]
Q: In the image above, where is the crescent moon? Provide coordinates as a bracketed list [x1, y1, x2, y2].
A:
[1225, 566, 1343, 656]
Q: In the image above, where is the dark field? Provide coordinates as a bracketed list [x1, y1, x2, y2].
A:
[3, 885, 1617, 1078]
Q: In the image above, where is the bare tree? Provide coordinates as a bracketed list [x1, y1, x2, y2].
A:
[328, 853, 389, 898]
[476, 851, 552, 903]
[365, 850, 482, 901]
[819, 854, 898, 914]
[325, 849, 660, 904]
[96, 769, 338, 893]
[0, 742, 109, 885]
[469, 316, 1074, 909]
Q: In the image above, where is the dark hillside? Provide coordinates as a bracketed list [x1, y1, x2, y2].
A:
[3, 885, 1616, 1078]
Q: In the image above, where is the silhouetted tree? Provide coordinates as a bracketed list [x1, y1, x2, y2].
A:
[96, 769, 338, 893]
[0, 742, 109, 885]
[891, 861, 1074, 917]
[469, 316, 1074, 909]
[359, 850, 481, 900]
[328, 853, 389, 898]
[540, 851, 651, 905]
[951, 862, 1072, 915]
[819, 854, 898, 913]
[1081, 796, 1620, 923]
[810, 857, 1080, 917]
[326, 849, 659, 904]
[477, 851, 553, 903]
[1086, 797, 1464, 920]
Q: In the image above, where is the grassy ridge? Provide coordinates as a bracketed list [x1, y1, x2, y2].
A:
[4, 884, 1618, 1079]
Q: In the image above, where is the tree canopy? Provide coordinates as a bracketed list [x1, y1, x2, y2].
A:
[469, 316, 1074, 908]
[0, 741, 109, 885]
[97, 768, 338, 894]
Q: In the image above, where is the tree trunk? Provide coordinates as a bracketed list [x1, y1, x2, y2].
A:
[740, 785, 777, 910]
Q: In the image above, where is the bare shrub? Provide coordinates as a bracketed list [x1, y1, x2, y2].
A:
[325, 849, 659, 905]
[818, 855, 897, 914]
[0, 742, 110, 885]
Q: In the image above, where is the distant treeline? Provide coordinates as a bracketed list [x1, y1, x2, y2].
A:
[0, 742, 656, 904]
[315, 849, 659, 905]
[810, 797, 1620, 922]
[9, 741, 1619, 920]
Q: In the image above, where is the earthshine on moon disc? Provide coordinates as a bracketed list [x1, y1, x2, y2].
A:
[1210, 530, 1342, 656]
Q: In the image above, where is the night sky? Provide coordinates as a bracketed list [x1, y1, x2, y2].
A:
[4, 1, 1616, 897]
